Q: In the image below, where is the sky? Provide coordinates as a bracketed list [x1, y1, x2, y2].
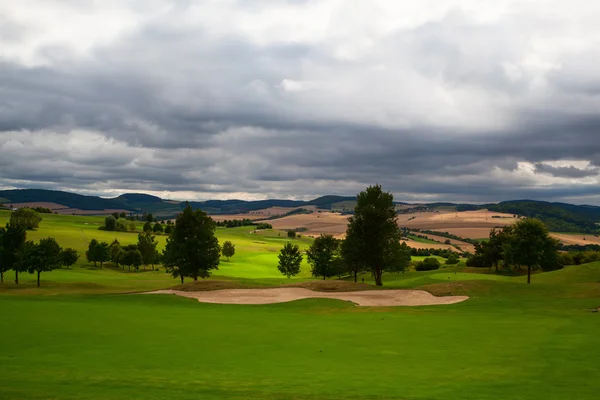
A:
[1, 0, 600, 204]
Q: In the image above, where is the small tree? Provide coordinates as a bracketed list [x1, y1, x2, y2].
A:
[59, 248, 79, 268]
[307, 234, 340, 280]
[20, 238, 63, 287]
[122, 249, 143, 272]
[104, 216, 117, 231]
[153, 222, 164, 234]
[341, 232, 365, 282]
[95, 242, 110, 268]
[10, 208, 42, 230]
[287, 230, 297, 239]
[128, 221, 137, 232]
[164, 225, 173, 235]
[445, 253, 460, 265]
[0, 223, 27, 284]
[143, 221, 152, 233]
[416, 257, 441, 271]
[137, 232, 158, 270]
[87, 239, 99, 267]
[146, 213, 154, 223]
[222, 241, 235, 261]
[277, 242, 303, 278]
[109, 240, 123, 268]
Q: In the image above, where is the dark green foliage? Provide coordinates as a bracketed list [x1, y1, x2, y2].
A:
[307, 234, 340, 280]
[415, 257, 441, 271]
[59, 248, 79, 268]
[10, 208, 42, 230]
[86, 239, 110, 268]
[287, 230, 297, 239]
[127, 221, 136, 232]
[146, 213, 154, 223]
[385, 241, 412, 273]
[0, 189, 133, 211]
[109, 240, 123, 268]
[143, 221, 152, 232]
[503, 218, 560, 283]
[164, 225, 173, 235]
[0, 223, 27, 283]
[18, 237, 63, 287]
[445, 253, 460, 265]
[121, 249, 143, 271]
[254, 223, 272, 230]
[86, 239, 99, 267]
[346, 185, 402, 286]
[104, 216, 117, 231]
[341, 234, 365, 282]
[410, 247, 462, 258]
[153, 222, 163, 233]
[277, 242, 303, 278]
[137, 232, 158, 269]
[162, 204, 221, 283]
[222, 241, 235, 261]
[31, 207, 52, 214]
[215, 219, 273, 229]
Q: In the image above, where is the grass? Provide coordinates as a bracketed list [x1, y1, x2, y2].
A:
[406, 234, 441, 244]
[1, 211, 600, 399]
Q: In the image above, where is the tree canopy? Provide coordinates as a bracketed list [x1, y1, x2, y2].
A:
[307, 234, 340, 280]
[10, 208, 42, 230]
[162, 204, 221, 283]
[277, 242, 303, 279]
[222, 241, 235, 261]
[0, 223, 26, 284]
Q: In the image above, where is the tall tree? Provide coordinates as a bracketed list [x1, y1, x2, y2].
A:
[222, 241, 235, 261]
[346, 185, 402, 286]
[10, 208, 42, 230]
[162, 204, 221, 282]
[306, 234, 340, 280]
[503, 218, 559, 284]
[143, 221, 152, 233]
[94, 241, 110, 268]
[109, 240, 123, 269]
[277, 242, 303, 279]
[137, 232, 158, 270]
[122, 249, 143, 272]
[153, 222, 164, 234]
[19, 238, 63, 287]
[104, 216, 117, 231]
[0, 223, 27, 284]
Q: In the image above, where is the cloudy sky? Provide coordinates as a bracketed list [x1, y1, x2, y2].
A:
[2, 0, 600, 204]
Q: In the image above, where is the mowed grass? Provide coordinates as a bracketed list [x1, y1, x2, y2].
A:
[1, 211, 600, 399]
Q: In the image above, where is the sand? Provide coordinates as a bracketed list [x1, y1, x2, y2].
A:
[143, 288, 468, 307]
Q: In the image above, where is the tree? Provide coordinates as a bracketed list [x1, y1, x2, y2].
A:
[19, 238, 63, 287]
[0, 223, 26, 284]
[86, 239, 99, 267]
[143, 221, 152, 233]
[222, 241, 235, 261]
[503, 218, 559, 284]
[277, 242, 303, 278]
[164, 224, 173, 235]
[146, 213, 154, 223]
[162, 204, 221, 283]
[346, 185, 403, 286]
[59, 248, 79, 268]
[287, 230, 297, 239]
[128, 221, 136, 232]
[10, 208, 42, 230]
[137, 232, 158, 270]
[122, 249, 143, 272]
[445, 253, 460, 265]
[415, 257, 441, 271]
[307, 234, 340, 280]
[341, 234, 365, 282]
[384, 241, 412, 273]
[95, 242, 110, 268]
[153, 222, 164, 234]
[119, 212, 127, 219]
[104, 216, 117, 231]
[109, 240, 123, 268]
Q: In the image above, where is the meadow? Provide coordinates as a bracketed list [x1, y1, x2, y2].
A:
[1, 211, 599, 399]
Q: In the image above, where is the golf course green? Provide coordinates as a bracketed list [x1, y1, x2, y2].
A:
[1, 210, 599, 399]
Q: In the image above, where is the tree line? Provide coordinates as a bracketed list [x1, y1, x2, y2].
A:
[0, 208, 79, 286]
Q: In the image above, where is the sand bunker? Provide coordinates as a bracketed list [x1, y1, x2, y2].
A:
[143, 288, 468, 307]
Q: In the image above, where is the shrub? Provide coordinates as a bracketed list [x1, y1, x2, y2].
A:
[415, 257, 441, 271]
[287, 230, 297, 239]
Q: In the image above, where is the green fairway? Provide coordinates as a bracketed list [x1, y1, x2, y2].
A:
[1, 211, 600, 399]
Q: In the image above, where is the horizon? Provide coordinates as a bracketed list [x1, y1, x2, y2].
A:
[2, 1, 600, 205]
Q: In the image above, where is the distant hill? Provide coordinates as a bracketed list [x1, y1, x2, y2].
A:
[1, 189, 599, 232]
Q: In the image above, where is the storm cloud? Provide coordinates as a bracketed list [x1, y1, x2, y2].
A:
[2, 0, 600, 203]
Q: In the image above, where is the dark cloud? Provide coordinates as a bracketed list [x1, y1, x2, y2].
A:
[1, 1, 600, 203]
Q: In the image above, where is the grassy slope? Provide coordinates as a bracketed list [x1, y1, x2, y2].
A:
[1, 211, 600, 399]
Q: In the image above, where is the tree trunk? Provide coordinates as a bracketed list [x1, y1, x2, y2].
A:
[93, 261, 96, 267]
[15, 270, 19, 285]
[37, 271, 40, 287]
[194, 276, 198, 281]
[527, 265, 531, 284]
[494, 261, 498, 272]
[354, 271, 357, 283]
[180, 274, 184, 284]
[323, 276, 325, 280]
[374, 269, 383, 286]
[100, 262, 103, 269]
[1, 271, 3, 284]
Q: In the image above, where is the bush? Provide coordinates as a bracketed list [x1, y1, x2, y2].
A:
[415, 257, 441, 271]
[287, 230, 297, 239]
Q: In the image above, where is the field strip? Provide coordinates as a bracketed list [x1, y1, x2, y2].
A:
[142, 288, 468, 306]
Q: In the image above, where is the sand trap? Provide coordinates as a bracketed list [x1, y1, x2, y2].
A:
[143, 288, 468, 307]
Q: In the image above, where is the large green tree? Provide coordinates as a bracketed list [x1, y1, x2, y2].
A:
[307, 234, 340, 280]
[109, 240, 123, 269]
[59, 248, 79, 268]
[10, 208, 42, 230]
[277, 242, 303, 279]
[0, 223, 26, 284]
[162, 204, 221, 283]
[503, 218, 559, 284]
[340, 234, 365, 282]
[346, 185, 403, 286]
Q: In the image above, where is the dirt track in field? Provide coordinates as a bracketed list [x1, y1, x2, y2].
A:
[144, 288, 468, 306]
